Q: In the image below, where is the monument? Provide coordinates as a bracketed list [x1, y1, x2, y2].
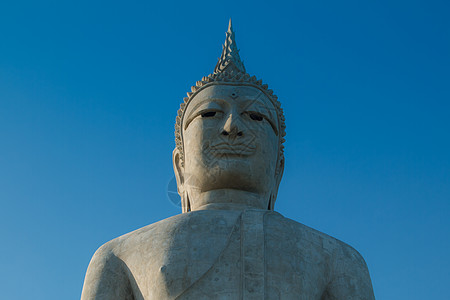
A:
[81, 20, 375, 299]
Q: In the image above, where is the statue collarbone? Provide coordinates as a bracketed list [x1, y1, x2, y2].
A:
[81, 20, 374, 300]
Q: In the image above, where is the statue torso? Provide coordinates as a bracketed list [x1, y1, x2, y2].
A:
[110, 210, 338, 300]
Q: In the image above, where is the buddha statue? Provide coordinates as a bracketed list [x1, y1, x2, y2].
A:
[81, 20, 375, 300]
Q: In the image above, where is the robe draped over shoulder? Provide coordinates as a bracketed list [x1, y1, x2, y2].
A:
[82, 210, 374, 300]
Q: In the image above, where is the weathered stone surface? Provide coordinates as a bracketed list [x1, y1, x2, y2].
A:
[81, 20, 375, 300]
[81, 210, 373, 299]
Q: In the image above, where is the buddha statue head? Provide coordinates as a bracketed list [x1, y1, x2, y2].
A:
[173, 20, 286, 213]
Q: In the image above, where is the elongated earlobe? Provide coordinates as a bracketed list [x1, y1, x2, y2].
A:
[270, 156, 285, 210]
[267, 195, 273, 211]
[173, 148, 190, 213]
[182, 191, 191, 213]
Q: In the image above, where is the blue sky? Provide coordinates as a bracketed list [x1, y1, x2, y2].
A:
[0, 0, 449, 299]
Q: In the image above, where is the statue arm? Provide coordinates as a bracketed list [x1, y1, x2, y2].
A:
[322, 245, 375, 300]
[81, 243, 134, 300]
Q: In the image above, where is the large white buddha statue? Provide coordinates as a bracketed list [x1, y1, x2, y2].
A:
[81, 20, 375, 300]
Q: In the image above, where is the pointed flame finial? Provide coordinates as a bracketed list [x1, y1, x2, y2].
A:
[214, 18, 246, 74]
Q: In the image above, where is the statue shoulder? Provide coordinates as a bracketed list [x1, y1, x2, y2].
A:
[92, 210, 237, 258]
[323, 239, 375, 299]
[266, 212, 346, 253]
[267, 214, 374, 300]
[81, 213, 191, 299]
[96, 213, 190, 256]
[266, 212, 370, 264]
[80, 231, 137, 299]
[266, 212, 374, 299]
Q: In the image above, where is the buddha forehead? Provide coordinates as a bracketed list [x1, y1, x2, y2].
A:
[183, 84, 279, 129]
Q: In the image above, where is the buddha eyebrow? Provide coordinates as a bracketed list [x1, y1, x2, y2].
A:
[184, 98, 225, 129]
[188, 98, 225, 114]
[242, 100, 278, 133]
[246, 103, 275, 120]
[242, 90, 277, 120]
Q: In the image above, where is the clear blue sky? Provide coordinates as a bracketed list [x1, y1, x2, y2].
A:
[1, 0, 449, 299]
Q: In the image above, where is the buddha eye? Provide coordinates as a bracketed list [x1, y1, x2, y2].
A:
[201, 111, 217, 118]
[248, 112, 264, 121]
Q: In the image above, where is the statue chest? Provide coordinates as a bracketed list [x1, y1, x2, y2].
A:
[126, 210, 328, 300]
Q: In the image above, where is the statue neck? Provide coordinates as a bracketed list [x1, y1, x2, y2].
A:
[188, 189, 270, 211]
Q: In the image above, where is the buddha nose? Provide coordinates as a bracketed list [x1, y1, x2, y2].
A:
[221, 113, 243, 137]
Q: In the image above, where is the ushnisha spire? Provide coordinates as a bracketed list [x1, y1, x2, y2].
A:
[214, 19, 246, 74]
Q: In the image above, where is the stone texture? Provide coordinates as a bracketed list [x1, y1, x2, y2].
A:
[81, 210, 374, 299]
[81, 20, 375, 300]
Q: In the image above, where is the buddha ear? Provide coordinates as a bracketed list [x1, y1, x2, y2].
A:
[276, 156, 285, 187]
[269, 156, 285, 210]
[172, 148, 184, 196]
[173, 148, 191, 213]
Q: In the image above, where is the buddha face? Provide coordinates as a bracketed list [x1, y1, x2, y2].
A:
[174, 84, 283, 210]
